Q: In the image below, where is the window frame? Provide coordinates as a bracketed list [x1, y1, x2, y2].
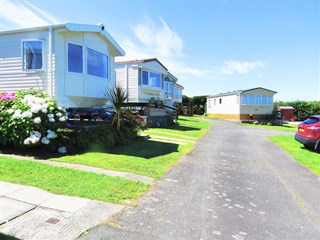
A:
[21, 39, 44, 71]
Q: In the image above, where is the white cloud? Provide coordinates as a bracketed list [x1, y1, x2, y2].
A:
[0, 0, 60, 30]
[117, 17, 210, 80]
[220, 60, 266, 75]
[130, 17, 184, 58]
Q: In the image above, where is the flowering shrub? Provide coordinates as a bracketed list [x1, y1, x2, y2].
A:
[0, 89, 68, 149]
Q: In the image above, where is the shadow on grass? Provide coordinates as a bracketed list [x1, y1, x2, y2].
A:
[0, 146, 61, 160]
[0, 139, 180, 160]
[160, 125, 202, 131]
[108, 139, 179, 159]
[0, 233, 22, 240]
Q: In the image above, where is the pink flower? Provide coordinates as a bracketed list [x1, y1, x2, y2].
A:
[0, 92, 16, 102]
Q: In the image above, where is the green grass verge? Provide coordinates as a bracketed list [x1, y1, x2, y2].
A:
[268, 136, 320, 176]
[50, 116, 210, 179]
[242, 123, 298, 132]
[0, 157, 149, 204]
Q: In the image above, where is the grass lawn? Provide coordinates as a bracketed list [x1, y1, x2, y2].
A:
[0, 157, 149, 204]
[268, 136, 320, 176]
[1, 116, 209, 204]
[242, 123, 298, 132]
[50, 116, 210, 179]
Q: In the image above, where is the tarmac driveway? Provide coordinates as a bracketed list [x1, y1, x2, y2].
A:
[80, 119, 320, 240]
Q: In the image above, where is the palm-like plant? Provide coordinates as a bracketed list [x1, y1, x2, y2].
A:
[105, 86, 128, 133]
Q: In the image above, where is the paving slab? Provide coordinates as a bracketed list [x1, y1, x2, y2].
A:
[40, 195, 90, 213]
[0, 197, 35, 224]
[5, 185, 55, 205]
[0, 181, 24, 196]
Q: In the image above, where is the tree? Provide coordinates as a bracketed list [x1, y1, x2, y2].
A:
[192, 95, 208, 114]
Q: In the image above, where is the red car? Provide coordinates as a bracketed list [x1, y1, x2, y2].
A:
[295, 115, 320, 152]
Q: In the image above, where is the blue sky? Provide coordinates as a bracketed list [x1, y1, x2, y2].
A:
[1, 0, 319, 101]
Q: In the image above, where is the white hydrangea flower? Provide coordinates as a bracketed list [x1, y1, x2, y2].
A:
[41, 108, 48, 113]
[24, 138, 31, 145]
[34, 117, 41, 124]
[30, 136, 39, 144]
[24, 131, 41, 145]
[31, 105, 40, 113]
[32, 131, 41, 138]
[59, 116, 66, 122]
[13, 109, 22, 119]
[47, 114, 54, 118]
[49, 118, 55, 122]
[22, 111, 33, 118]
[56, 112, 63, 117]
[7, 109, 14, 114]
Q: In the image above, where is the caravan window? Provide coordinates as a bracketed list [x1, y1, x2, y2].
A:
[22, 40, 44, 71]
[68, 43, 83, 73]
[87, 48, 108, 78]
[164, 81, 173, 98]
[141, 71, 161, 88]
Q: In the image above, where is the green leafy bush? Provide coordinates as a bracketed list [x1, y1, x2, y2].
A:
[58, 126, 116, 152]
[0, 89, 67, 149]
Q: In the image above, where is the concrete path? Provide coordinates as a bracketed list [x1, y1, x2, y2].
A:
[0, 181, 124, 240]
[79, 120, 320, 240]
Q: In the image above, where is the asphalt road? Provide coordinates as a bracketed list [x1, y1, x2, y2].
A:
[79, 120, 320, 240]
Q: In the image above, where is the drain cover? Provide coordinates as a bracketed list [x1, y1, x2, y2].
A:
[45, 218, 60, 224]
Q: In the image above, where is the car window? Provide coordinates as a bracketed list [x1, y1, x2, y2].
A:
[303, 117, 319, 124]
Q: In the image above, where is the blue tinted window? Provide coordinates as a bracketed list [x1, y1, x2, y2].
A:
[150, 72, 161, 87]
[242, 95, 248, 105]
[267, 96, 273, 105]
[87, 48, 108, 78]
[256, 95, 261, 105]
[23, 41, 43, 70]
[68, 43, 83, 73]
[248, 95, 255, 105]
[142, 71, 149, 85]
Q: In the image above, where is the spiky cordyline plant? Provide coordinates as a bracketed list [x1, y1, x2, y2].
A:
[105, 86, 128, 133]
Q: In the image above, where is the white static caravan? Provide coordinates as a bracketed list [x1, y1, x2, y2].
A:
[115, 58, 183, 106]
[0, 23, 125, 108]
[206, 87, 277, 120]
